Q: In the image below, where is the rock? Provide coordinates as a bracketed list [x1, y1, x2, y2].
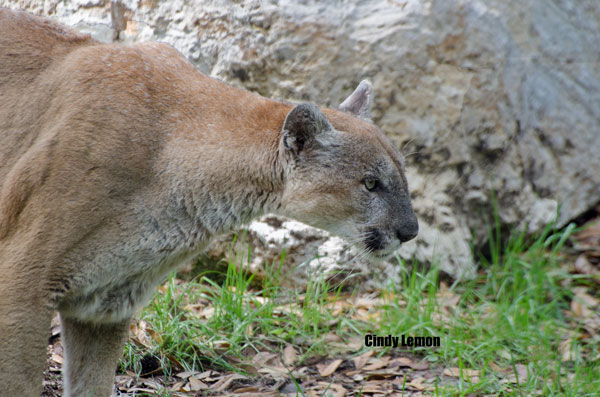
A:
[4, 0, 599, 284]
[204, 215, 407, 291]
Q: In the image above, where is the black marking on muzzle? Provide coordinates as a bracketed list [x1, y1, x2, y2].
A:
[364, 228, 386, 251]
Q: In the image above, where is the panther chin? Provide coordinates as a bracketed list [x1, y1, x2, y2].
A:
[366, 243, 402, 262]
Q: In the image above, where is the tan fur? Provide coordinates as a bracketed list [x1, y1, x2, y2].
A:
[0, 9, 417, 396]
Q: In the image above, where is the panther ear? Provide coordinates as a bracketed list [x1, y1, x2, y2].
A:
[338, 80, 373, 119]
[282, 103, 333, 155]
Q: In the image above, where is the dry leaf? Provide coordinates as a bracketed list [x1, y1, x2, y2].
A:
[291, 366, 309, 378]
[145, 325, 163, 345]
[389, 357, 413, 368]
[316, 382, 346, 397]
[194, 370, 218, 380]
[233, 386, 260, 393]
[409, 360, 430, 371]
[208, 340, 230, 351]
[324, 333, 342, 343]
[574, 255, 595, 275]
[188, 377, 208, 391]
[274, 303, 303, 317]
[50, 314, 61, 339]
[346, 336, 364, 351]
[317, 359, 343, 377]
[212, 373, 248, 391]
[438, 284, 460, 308]
[391, 376, 408, 386]
[199, 306, 215, 319]
[381, 289, 407, 307]
[51, 353, 63, 365]
[362, 356, 391, 371]
[352, 350, 374, 370]
[258, 365, 289, 376]
[443, 367, 479, 383]
[405, 377, 428, 391]
[571, 299, 593, 318]
[328, 341, 358, 355]
[443, 367, 480, 379]
[574, 220, 600, 246]
[253, 352, 279, 368]
[283, 344, 298, 366]
[170, 381, 185, 391]
[574, 287, 599, 308]
[583, 316, 600, 335]
[360, 381, 385, 393]
[130, 387, 162, 394]
[140, 379, 163, 390]
[251, 296, 269, 305]
[330, 301, 346, 316]
[559, 338, 575, 362]
[389, 356, 428, 371]
[507, 364, 528, 384]
[362, 369, 404, 379]
[354, 297, 379, 308]
[356, 308, 370, 320]
[489, 362, 503, 372]
[176, 370, 195, 379]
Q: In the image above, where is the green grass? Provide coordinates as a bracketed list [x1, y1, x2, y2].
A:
[119, 216, 600, 395]
[379, 219, 599, 395]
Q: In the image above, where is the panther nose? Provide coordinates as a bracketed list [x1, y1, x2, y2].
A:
[396, 217, 418, 243]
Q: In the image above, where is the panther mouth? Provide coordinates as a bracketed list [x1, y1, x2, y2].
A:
[374, 251, 392, 259]
[362, 228, 400, 260]
[364, 228, 386, 252]
[365, 243, 401, 262]
[371, 247, 398, 260]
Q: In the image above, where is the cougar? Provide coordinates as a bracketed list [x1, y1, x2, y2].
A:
[0, 8, 418, 396]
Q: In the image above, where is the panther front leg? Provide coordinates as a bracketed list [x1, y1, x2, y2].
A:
[0, 288, 52, 397]
[59, 314, 131, 397]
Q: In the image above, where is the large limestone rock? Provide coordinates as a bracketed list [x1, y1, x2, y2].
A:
[4, 0, 599, 283]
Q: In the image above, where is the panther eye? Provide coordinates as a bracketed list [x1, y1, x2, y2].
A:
[364, 178, 378, 191]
